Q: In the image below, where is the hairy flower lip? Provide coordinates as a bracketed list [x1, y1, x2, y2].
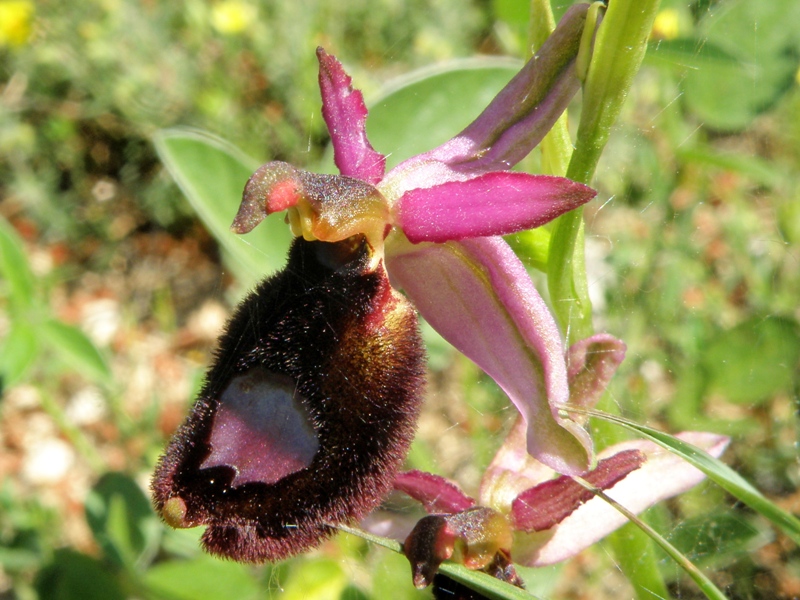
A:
[152, 238, 426, 562]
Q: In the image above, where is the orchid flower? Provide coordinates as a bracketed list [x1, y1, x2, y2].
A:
[394, 334, 730, 588]
[234, 3, 597, 476]
[152, 4, 605, 563]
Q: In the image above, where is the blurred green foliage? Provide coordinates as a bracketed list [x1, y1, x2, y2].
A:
[1, 0, 487, 240]
[1, 0, 799, 598]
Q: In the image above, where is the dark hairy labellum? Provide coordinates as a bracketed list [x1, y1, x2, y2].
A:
[152, 236, 425, 562]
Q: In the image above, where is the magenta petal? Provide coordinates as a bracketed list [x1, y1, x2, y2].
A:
[395, 172, 596, 243]
[567, 333, 627, 410]
[317, 48, 386, 185]
[515, 432, 731, 567]
[386, 237, 591, 475]
[381, 4, 590, 199]
[394, 470, 476, 514]
[434, 4, 588, 173]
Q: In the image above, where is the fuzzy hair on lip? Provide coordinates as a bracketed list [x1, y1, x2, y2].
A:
[152, 237, 426, 562]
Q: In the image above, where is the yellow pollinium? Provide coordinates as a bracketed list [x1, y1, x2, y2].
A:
[162, 496, 191, 529]
[286, 183, 390, 260]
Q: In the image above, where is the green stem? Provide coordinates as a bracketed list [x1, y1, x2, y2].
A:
[542, 0, 670, 598]
[526, 0, 555, 53]
[579, 483, 727, 600]
[527, 0, 572, 179]
[568, 0, 661, 183]
[548, 0, 662, 344]
[544, 4, 603, 344]
[528, 0, 586, 347]
[547, 209, 591, 345]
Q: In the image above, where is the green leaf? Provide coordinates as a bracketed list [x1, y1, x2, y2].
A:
[0, 322, 40, 388]
[676, 146, 786, 189]
[41, 318, 112, 384]
[667, 511, 772, 570]
[84, 473, 161, 571]
[159, 526, 205, 559]
[778, 196, 800, 244]
[280, 557, 348, 600]
[592, 412, 800, 547]
[153, 128, 293, 288]
[645, 37, 740, 71]
[336, 524, 536, 600]
[702, 317, 800, 405]
[365, 58, 520, 170]
[144, 556, 261, 600]
[372, 551, 429, 600]
[0, 215, 36, 309]
[0, 546, 41, 571]
[35, 549, 126, 600]
[681, 52, 796, 131]
[698, 0, 800, 64]
[680, 0, 800, 131]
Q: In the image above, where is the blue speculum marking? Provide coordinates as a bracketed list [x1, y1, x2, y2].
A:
[200, 368, 319, 486]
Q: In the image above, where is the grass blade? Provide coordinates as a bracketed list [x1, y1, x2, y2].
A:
[577, 408, 800, 546]
[42, 319, 112, 385]
[0, 215, 36, 309]
[335, 524, 542, 600]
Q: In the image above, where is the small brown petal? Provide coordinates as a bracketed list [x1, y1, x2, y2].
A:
[567, 333, 627, 413]
[394, 470, 476, 514]
[511, 449, 645, 533]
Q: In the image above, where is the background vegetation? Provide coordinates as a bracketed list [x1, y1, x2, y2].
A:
[1, 0, 798, 598]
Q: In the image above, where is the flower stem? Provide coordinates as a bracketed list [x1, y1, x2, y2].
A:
[568, 0, 661, 184]
[574, 479, 728, 600]
[542, 1, 670, 598]
[548, 0, 662, 346]
[529, 0, 573, 179]
[540, 3, 597, 345]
